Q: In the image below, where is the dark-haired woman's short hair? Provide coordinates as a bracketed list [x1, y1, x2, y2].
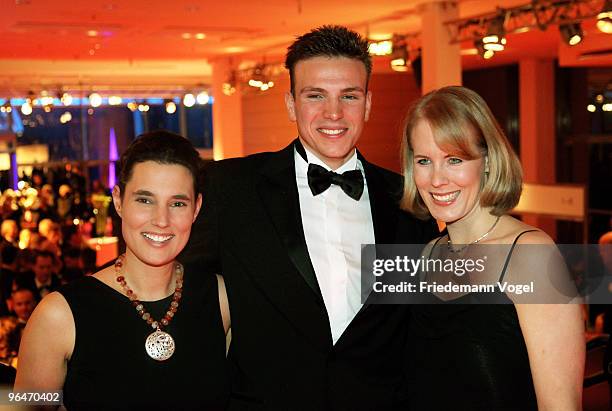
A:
[285, 25, 372, 94]
[117, 130, 203, 196]
[400, 86, 523, 219]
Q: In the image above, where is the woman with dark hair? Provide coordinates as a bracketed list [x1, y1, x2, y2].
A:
[401, 86, 583, 410]
[15, 131, 229, 409]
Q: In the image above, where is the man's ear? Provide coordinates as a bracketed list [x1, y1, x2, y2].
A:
[112, 186, 122, 218]
[364, 90, 372, 122]
[285, 91, 297, 122]
[193, 193, 203, 223]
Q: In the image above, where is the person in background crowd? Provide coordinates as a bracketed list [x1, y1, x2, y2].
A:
[60, 248, 84, 284]
[0, 245, 18, 316]
[0, 190, 20, 222]
[0, 316, 20, 369]
[400, 85, 583, 410]
[1, 220, 18, 248]
[56, 184, 75, 222]
[37, 184, 58, 222]
[22, 250, 61, 301]
[10, 288, 36, 325]
[29, 169, 45, 191]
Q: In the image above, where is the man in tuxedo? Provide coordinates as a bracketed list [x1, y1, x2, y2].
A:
[183, 25, 437, 410]
[19, 250, 61, 301]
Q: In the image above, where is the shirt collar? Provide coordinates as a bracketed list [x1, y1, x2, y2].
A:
[294, 139, 359, 176]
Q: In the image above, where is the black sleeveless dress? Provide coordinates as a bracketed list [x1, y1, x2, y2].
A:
[59, 272, 229, 410]
[406, 231, 538, 411]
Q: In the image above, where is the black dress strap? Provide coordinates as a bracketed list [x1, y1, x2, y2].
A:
[499, 230, 539, 282]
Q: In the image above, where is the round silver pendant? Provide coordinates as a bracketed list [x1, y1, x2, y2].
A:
[145, 329, 175, 361]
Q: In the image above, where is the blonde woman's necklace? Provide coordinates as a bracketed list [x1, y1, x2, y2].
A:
[114, 254, 184, 361]
[447, 216, 501, 253]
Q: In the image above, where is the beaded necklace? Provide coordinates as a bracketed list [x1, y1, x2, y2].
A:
[114, 254, 183, 361]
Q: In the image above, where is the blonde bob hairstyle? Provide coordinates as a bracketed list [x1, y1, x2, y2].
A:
[400, 86, 522, 220]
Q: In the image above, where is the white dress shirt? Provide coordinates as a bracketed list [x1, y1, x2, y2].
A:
[295, 145, 375, 344]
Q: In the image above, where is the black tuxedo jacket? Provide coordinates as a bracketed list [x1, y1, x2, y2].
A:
[181, 141, 438, 410]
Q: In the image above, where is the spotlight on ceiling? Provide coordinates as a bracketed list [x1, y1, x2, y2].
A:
[222, 71, 237, 96]
[474, 39, 495, 59]
[597, 0, 612, 33]
[21, 102, 32, 115]
[482, 14, 507, 51]
[89, 93, 102, 108]
[165, 101, 177, 114]
[390, 44, 409, 72]
[559, 22, 583, 46]
[60, 111, 73, 124]
[183, 93, 196, 107]
[61, 92, 73, 106]
[108, 96, 123, 106]
[368, 39, 393, 56]
[196, 91, 210, 105]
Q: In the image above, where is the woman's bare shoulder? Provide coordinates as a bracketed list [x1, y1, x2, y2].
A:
[495, 216, 555, 245]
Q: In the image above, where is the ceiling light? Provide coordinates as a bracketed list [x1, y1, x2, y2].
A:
[195, 33, 206, 40]
[390, 43, 409, 72]
[87, 30, 99, 37]
[61, 93, 73, 106]
[108, 96, 122, 106]
[60, 111, 72, 123]
[597, 0, 612, 33]
[368, 40, 393, 56]
[222, 83, 236, 96]
[587, 104, 596, 112]
[391, 58, 409, 72]
[21, 102, 32, 115]
[596, 94, 604, 103]
[474, 39, 495, 59]
[181, 33, 191, 39]
[483, 14, 507, 51]
[196, 91, 210, 105]
[223, 72, 237, 96]
[89, 93, 102, 108]
[559, 23, 583, 46]
[183, 93, 196, 107]
[127, 102, 138, 112]
[603, 103, 612, 112]
[165, 101, 177, 114]
[1, 102, 12, 113]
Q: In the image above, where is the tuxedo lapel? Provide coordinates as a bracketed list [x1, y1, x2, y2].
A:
[256, 144, 324, 302]
[360, 155, 399, 245]
[354, 154, 401, 318]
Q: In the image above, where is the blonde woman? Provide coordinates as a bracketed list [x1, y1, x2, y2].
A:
[400, 86, 583, 411]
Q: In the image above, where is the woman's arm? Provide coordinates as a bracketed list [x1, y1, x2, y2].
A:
[512, 231, 584, 411]
[516, 303, 584, 411]
[14, 292, 75, 390]
[216, 274, 230, 335]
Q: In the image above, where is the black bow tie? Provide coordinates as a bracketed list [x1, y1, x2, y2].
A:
[307, 163, 364, 201]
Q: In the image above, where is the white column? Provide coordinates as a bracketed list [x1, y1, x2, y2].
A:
[211, 58, 244, 160]
[418, 0, 462, 94]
